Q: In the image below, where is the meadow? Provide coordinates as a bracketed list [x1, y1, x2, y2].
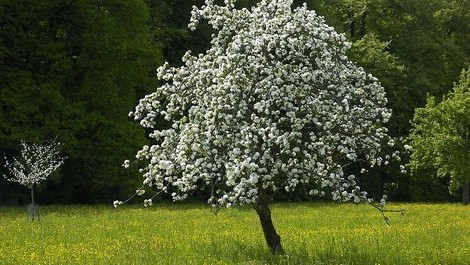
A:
[0, 202, 469, 264]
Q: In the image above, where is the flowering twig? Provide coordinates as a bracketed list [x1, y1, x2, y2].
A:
[113, 185, 164, 208]
[368, 196, 405, 225]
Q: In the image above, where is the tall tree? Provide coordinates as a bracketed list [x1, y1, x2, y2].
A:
[122, 0, 398, 254]
[0, 0, 161, 203]
[409, 67, 470, 204]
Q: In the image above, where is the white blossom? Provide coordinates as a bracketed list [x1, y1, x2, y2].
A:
[3, 138, 67, 188]
[143, 199, 153, 207]
[127, 0, 397, 208]
[113, 200, 123, 208]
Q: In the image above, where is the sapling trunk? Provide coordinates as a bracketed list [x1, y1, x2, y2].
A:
[463, 182, 469, 205]
[28, 186, 39, 221]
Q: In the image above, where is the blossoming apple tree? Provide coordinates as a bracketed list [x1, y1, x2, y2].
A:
[125, 0, 397, 254]
[3, 138, 66, 220]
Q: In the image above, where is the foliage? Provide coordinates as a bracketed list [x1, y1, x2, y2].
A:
[146, 0, 210, 66]
[409, 67, 470, 194]
[1, 203, 470, 264]
[312, 0, 470, 103]
[0, 0, 161, 203]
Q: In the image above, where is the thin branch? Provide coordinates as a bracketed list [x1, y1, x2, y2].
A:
[368, 201, 405, 226]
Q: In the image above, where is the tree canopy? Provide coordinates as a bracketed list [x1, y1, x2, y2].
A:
[0, 0, 161, 203]
[409, 67, 470, 203]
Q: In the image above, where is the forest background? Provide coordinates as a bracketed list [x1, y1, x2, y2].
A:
[1, 0, 469, 204]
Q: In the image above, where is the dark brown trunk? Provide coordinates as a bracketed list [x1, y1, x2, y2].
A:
[255, 200, 284, 255]
[463, 182, 469, 205]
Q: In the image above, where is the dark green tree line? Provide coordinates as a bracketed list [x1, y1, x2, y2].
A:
[0, 0, 161, 203]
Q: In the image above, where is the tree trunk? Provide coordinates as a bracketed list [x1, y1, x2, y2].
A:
[255, 200, 284, 255]
[463, 182, 469, 205]
[28, 186, 39, 221]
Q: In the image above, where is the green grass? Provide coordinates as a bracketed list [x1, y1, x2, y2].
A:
[0, 202, 469, 264]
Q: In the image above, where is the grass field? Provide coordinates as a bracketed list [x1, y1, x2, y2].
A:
[0, 202, 469, 264]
